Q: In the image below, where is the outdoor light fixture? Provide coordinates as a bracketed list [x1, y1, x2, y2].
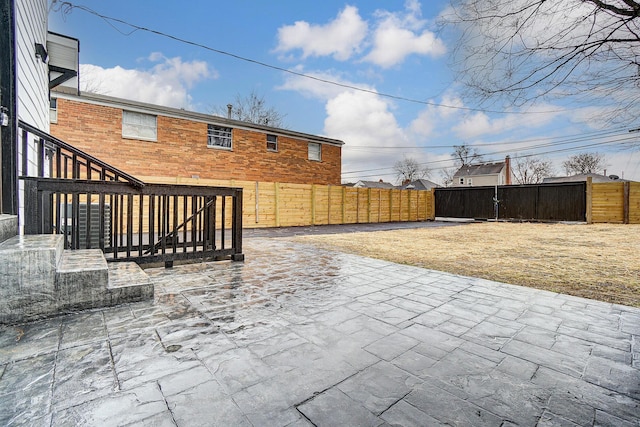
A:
[0, 107, 8, 127]
[35, 43, 48, 63]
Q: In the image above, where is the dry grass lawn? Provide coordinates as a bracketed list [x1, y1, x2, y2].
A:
[294, 222, 640, 308]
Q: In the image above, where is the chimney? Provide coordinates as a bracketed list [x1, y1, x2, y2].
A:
[505, 156, 512, 185]
[227, 104, 233, 119]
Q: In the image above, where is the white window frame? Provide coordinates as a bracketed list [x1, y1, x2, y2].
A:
[308, 142, 321, 161]
[50, 98, 58, 124]
[122, 110, 157, 141]
[459, 177, 464, 185]
[208, 125, 233, 150]
[267, 134, 278, 152]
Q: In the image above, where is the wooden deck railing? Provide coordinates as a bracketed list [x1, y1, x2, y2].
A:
[18, 121, 243, 266]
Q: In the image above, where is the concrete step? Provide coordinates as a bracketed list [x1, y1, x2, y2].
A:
[56, 249, 109, 311]
[0, 235, 65, 323]
[0, 215, 18, 243]
[107, 262, 154, 304]
[56, 252, 154, 312]
[0, 234, 154, 323]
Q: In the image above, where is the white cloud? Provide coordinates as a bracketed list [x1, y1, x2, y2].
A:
[79, 53, 215, 109]
[409, 93, 465, 137]
[453, 104, 561, 140]
[275, 2, 445, 68]
[278, 67, 376, 101]
[275, 6, 367, 61]
[323, 90, 409, 172]
[363, 1, 446, 68]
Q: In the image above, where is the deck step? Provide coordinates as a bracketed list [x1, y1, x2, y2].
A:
[107, 262, 154, 304]
[0, 215, 18, 244]
[0, 235, 65, 323]
[56, 249, 109, 311]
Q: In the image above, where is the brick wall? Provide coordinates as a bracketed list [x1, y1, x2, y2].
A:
[50, 98, 342, 185]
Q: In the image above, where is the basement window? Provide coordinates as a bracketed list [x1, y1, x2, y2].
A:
[122, 110, 157, 141]
[208, 125, 233, 149]
[308, 142, 321, 161]
[267, 134, 278, 152]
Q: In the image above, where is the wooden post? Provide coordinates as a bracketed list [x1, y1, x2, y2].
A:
[356, 188, 360, 224]
[311, 184, 316, 225]
[327, 185, 331, 225]
[342, 186, 346, 224]
[388, 189, 393, 223]
[623, 181, 630, 224]
[274, 182, 280, 227]
[367, 188, 372, 223]
[378, 189, 381, 223]
[255, 181, 259, 223]
[586, 177, 593, 224]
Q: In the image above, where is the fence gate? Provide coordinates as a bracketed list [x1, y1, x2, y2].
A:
[434, 182, 586, 221]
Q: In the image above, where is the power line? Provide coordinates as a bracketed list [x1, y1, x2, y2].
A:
[342, 135, 637, 178]
[54, 1, 573, 116]
[346, 127, 629, 150]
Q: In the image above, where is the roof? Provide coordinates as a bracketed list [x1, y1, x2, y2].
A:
[399, 179, 440, 190]
[353, 180, 396, 189]
[453, 162, 506, 178]
[51, 90, 345, 147]
[542, 173, 632, 183]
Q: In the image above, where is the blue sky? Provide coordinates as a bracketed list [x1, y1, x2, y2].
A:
[48, 0, 640, 183]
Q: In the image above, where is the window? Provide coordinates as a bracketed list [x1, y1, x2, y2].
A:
[208, 125, 233, 149]
[50, 98, 57, 124]
[122, 110, 157, 141]
[308, 142, 321, 161]
[267, 134, 278, 151]
[459, 178, 464, 185]
[468, 178, 473, 186]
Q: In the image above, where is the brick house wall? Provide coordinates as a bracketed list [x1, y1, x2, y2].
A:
[49, 93, 343, 185]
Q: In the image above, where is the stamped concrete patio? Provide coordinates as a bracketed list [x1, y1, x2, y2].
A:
[1, 224, 639, 426]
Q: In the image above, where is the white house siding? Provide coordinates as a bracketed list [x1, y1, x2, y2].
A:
[454, 172, 506, 187]
[16, 0, 49, 231]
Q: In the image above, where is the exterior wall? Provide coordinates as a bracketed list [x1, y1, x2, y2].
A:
[50, 97, 342, 185]
[15, 0, 48, 231]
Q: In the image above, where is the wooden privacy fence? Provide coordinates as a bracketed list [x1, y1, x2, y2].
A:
[138, 176, 639, 227]
[588, 179, 640, 224]
[139, 176, 435, 228]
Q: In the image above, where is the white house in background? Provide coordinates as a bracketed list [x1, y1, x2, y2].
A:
[452, 156, 512, 187]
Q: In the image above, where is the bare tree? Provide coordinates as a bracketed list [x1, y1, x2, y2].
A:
[562, 152, 607, 175]
[512, 156, 554, 184]
[394, 156, 431, 185]
[214, 90, 287, 128]
[452, 144, 483, 167]
[442, 0, 640, 125]
[440, 167, 458, 187]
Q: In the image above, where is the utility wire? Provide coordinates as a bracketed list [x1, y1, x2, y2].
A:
[346, 127, 629, 150]
[53, 1, 576, 115]
[342, 135, 637, 178]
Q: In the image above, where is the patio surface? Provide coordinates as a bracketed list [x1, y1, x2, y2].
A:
[0, 223, 639, 426]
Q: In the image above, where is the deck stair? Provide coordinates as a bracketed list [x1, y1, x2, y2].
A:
[0, 232, 153, 324]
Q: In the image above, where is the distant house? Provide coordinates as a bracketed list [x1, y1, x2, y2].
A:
[542, 173, 632, 184]
[352, 180, 396, 189]
[399, 179, 440, 191]
[50, 91, 344, 185]
[453, 156, 512, 187]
